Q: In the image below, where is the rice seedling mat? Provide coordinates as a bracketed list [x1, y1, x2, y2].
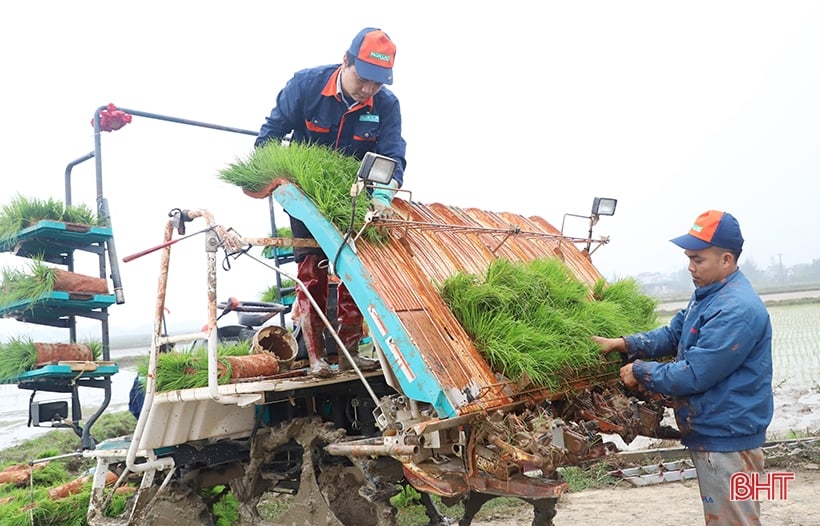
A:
[0, 220, 113, 259]
[0, 291, 117, 324]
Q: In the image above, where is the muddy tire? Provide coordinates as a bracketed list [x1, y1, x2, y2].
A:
[232, 417, 400, 526]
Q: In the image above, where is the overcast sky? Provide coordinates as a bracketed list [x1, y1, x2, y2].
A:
[2, 1, 819, 338]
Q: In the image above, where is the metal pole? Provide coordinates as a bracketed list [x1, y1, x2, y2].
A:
[64, 151, 94, 207]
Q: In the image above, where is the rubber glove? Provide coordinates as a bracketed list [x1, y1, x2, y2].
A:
[370, 180, 399, 217]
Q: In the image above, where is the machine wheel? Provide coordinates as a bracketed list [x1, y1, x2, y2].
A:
[231, 417, 402, 526]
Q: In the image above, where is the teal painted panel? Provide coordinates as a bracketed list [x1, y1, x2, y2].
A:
[0, 291, 116, 320]
[0, 220, 112, 257]
[272, 182, 458, 418]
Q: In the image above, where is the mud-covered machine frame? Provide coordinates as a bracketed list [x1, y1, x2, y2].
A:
[85, 154, 671, 526]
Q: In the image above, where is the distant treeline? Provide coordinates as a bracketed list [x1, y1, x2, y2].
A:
[634, 258, 820, 300]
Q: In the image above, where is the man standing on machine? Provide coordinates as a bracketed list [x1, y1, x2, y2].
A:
[255, 27, 407, 377]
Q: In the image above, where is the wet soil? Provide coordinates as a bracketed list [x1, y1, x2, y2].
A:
[470, 440, 820, 526]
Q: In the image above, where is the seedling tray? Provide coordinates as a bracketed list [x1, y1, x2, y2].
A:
[609, 460, 698, 487]
[0, 291, 117, 324]
[2, 362, 119, 388]
[0, 220, 112, 258]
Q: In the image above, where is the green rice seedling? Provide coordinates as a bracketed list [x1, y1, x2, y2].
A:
[27, 461, 70, 487]
[390, 483, 422, 508]
[29, 489, 89, 526]
[0, 466, 89, 526]
[440, 257, 660, 390]
[769, 303, 820, 386]
[218, 142, 386, 242]
[82, 339, 103, 361]
[215, 341, 252, 357]
[0, 490, 36, 526]
[29, 258, 58, 290]
[60, 202, 101, 226]
[0, 258, 58, 306]
[136, 351, 203, 392]
[261, 227, 294, 259]
[593, 278, 658, 331]
[137, 341, 252, 391]
[0, 336, 38, 381]
[438, 273, 479, 310]
[261, 278, 296, 304]
[0, 194, 102, 243]
[0, 194, 63, 240]
[169, 352, 213, 391]
[517, 258, 590, 311]
[203, 485, 240, 526]
[558, 461, 617, 491]
[484, 323, 561, 386]
[574, 301, 634, 338]
[104, 492, 129, 518]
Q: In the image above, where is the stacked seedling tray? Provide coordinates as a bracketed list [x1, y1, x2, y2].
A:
[0, 195, 121, 448]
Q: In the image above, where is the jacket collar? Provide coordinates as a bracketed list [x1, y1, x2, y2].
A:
[321, 66, 374, 109]
[693, 268, 741, 300]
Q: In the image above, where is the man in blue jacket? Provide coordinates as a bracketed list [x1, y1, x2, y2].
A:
[594, 210, 773, 526]
[255, 28, 407, 377]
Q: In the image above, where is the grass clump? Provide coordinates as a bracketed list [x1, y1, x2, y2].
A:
[0, 194, 102, 242]
[439, 258, 659, 389]
[558, 461, 617, 492]
[0, 412, 137, 467]
[203, 485, 239, 526]
[218, 142, 385, 242]
[0, 412, 138, 525]
[390, 485, 464, 526]
[0, 486, 91, 526]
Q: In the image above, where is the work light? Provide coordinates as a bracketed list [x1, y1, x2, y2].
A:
[357, 152, 397, 185]
[591, 197, 617, 218]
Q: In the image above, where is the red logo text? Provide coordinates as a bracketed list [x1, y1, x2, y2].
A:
[730, 472, 795, 501]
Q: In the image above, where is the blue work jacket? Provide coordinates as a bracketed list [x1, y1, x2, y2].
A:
[256, 64, 407, 186]
[626, 269, 773, 452]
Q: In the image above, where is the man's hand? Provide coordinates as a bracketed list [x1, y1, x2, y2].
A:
[369, 179, 399, 218]
[619, 362, 642, 390]
[370, 197, 395, 218]
[592, 336, 626, 354]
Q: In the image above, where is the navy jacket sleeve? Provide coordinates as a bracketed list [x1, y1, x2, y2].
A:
[256, 74, 304, 147]
[624, 309, 683, 361]
[631, 309, 761, 397]
[372, 95, 407, 187]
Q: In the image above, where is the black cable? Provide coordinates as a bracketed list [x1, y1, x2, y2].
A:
[214, 227, 252, 271]
[332, 176, 360, 272]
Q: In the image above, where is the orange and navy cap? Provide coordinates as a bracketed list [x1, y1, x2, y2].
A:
[348, 28, 396, 85]
[671, 210, 744, 253]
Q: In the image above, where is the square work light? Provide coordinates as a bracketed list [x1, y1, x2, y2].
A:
[591, 197, 617, 217]
[356, 152, 397, 185]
